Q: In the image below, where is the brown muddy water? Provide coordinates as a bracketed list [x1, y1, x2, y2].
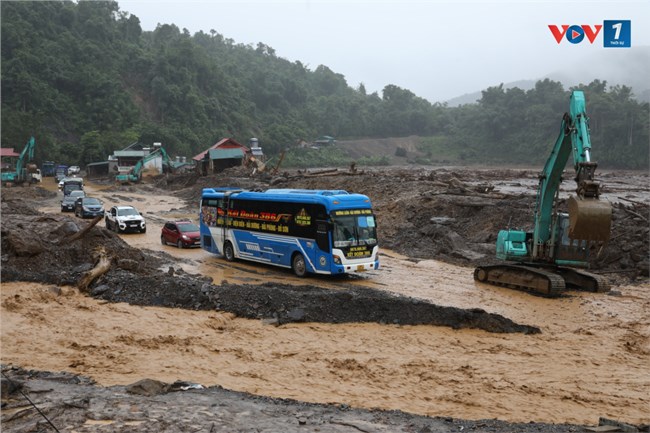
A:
[3, 177, 648, 426]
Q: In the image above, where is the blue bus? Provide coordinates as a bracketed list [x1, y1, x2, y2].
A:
[199, 188, 379, 276]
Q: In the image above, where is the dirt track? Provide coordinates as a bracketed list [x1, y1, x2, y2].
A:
[1, 167, 649, 432]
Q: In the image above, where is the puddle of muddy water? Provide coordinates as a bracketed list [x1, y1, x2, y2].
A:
[473, 170, 650, 205]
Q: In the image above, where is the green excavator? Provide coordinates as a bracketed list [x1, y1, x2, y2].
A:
[474, 90, 612, 296]
[1, 136, 37, 184]
[116, 145, 171, 184]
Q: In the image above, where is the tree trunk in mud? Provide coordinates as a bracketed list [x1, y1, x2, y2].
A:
[78, 247, 111, 292]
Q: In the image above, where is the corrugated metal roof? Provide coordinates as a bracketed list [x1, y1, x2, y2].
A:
[208, 148, 244, 160]
[170, 161, 194, 169]
[86, 161, 109, 167]
[192, 138, 249, 161]
[122, 141, 144, 151]
[114, 150, 147, 157]
[1, 148, 20, 157]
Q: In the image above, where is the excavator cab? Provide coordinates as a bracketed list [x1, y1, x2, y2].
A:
[554, 213, 591, 265]
[496, 229, 529, 261]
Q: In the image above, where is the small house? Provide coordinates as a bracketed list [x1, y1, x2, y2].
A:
[111, 142, 167, 176]
[1, 148, 20, 171]
[314, 136, 336, 147]
[193, 138, 250, 175]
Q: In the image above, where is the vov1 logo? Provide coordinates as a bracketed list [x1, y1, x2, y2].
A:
[548, 21, 631, 47]
[548, 25, 602, 44]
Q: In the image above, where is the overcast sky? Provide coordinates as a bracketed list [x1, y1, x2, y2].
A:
[118, 0, 650, 103]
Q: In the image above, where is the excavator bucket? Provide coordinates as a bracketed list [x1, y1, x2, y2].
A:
[567, 196, 612, 242]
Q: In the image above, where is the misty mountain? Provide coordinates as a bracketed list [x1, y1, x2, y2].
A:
[446, 46, 650, 106]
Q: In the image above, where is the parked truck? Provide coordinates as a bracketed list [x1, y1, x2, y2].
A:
[62, 177, 84, 196]
[55, 165, 69, 183]
[42, 161, 56, 177]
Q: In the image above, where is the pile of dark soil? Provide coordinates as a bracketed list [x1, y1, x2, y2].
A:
[94, 271, 540, 333]
[0, 205, 154, 286]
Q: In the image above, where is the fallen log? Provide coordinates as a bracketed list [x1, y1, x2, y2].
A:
[618, 197, 648, 207]
[623, 207, 648, 223]
[57, 215, 102, 245]
[305, 168, 338, 175]
[304, 171, 364, 178]
[421, 190, 513, 200]
[78, 247, 111, 292]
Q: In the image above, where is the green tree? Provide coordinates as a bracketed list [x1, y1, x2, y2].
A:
[2, 1, 647, 169]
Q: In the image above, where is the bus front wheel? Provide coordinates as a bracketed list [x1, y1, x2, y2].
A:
[223, 241, 235, 262]
[292, 253, 307, 277]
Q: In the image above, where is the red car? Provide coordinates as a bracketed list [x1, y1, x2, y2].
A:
[161, 220, 201, 248]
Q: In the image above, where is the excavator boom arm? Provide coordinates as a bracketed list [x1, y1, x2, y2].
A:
[117, 145, 171, 183]
[569, 91, 593, 168]
[532, 115, 572, 250]
[15, 136, 36, 174]
[532, 90, 611, 254]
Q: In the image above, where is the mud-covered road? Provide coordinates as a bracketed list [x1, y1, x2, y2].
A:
[2, 167, 649, 432]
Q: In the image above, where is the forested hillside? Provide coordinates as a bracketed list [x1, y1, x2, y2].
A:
[1, 1, 648, 169]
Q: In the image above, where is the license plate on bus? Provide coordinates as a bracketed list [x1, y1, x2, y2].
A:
[357, 265, 366, 272]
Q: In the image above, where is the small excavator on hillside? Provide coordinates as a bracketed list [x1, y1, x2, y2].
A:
[116, 145, 171, 184]
[1, 136, 38, 185]
[474, 90, 612, 296]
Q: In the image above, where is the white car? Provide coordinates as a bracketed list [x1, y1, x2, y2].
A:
[105, 205, 146, 233]
[68, 166, 81, 175]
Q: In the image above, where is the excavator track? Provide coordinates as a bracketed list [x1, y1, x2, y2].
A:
[474, 264, 610, 296]
[474, 265, 566, 297]
[555, 267, 610, 293]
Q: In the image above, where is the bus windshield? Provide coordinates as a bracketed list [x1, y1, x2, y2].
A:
[332, 213, 377, 247]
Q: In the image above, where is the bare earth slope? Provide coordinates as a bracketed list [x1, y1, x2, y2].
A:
[335, 136, 427, 165]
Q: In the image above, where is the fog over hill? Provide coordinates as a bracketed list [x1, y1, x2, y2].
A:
[446, 46, 650, 106]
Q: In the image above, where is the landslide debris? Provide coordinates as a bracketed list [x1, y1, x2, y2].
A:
[2, 167, 648, 433]
[1, 182, 539, 334]
[163, 166, 649, 284]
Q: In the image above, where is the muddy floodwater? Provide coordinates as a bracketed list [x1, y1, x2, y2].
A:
[1, 176, 648, 427]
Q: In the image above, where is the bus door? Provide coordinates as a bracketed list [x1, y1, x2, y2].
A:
[203, 195, 228, 255]
[219, 195, 233, 250]
[313, 219, 332, 272]
[221, 193, 250, 260]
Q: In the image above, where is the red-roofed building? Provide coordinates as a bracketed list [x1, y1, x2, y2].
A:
[193, 138, 250, 175]
[1, 148, 20, 158]
[1, 148, 20, 170]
